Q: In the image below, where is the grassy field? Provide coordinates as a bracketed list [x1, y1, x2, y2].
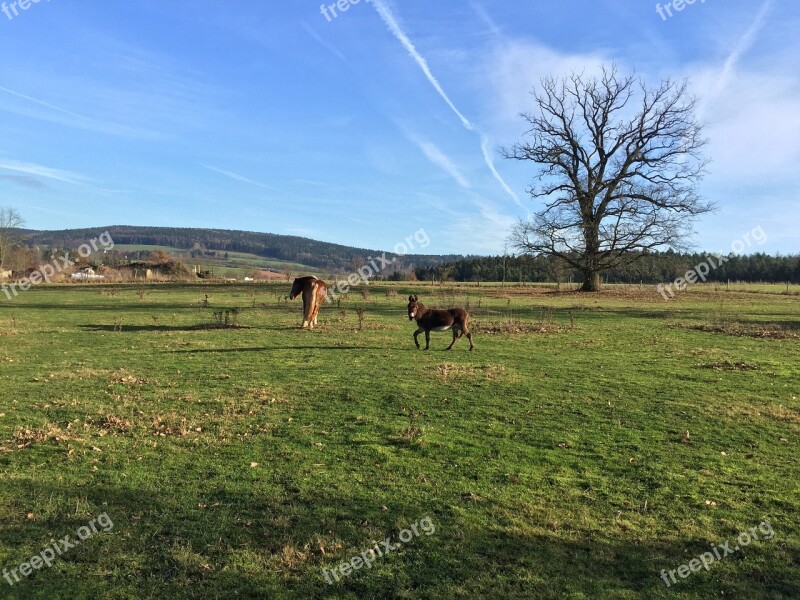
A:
[0, 282, 798, 599]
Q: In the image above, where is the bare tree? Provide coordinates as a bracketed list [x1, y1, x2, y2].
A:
[504, 65, 712, 291]
[0, 207, 24, 269]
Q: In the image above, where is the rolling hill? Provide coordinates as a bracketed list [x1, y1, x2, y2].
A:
[19, 225, 463, 275]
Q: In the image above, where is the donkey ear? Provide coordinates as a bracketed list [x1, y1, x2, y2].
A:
[408, 295, 415, 302]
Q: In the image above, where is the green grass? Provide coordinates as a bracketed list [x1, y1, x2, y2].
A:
[0, 283, 798, 599]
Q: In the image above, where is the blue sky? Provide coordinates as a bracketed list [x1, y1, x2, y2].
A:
[0, 0, 797, 255]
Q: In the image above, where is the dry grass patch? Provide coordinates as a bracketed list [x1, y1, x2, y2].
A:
[108, 372, 151, 386]
[46, 367, 112, 381]
[436, 363, 511, 381]
[2, 423, 78, 452]
[151, 414, 199, 437]
[698, 360, 761, 371]
[242, 387, 291, 406]
[676, 320, 800, 339]
[97, 414, 134, 434]
[475, 321, 571, 335]
[713, 403, 800, 425]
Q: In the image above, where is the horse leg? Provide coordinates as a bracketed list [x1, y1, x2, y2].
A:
[302, 296, 309, 328]
[313, 290, 324, 325]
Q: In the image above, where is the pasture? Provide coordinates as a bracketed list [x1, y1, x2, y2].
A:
[0, 283, 798, 599]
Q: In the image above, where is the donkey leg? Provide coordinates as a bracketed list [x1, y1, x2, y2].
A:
[462, 316, 474, 351]
[413, 328, 423, 349]
[424, 330, 430, 350]
[446, 327, 459, 350]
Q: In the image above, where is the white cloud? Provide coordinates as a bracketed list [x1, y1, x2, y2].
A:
[202, 165, 274, 190]
[694, 70, 800, 182]
[478, 40, 607, 138]
[0, 159, 89, 185]
[0, 85, 157, 140]
[446, 198, 517, 253]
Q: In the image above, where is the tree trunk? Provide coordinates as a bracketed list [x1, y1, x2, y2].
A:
[581, 224, 602, 292]
[581, 270, 601, 292]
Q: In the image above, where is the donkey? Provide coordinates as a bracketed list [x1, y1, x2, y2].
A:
[407, 295, 474, 351]
[289, 276, 328, 329]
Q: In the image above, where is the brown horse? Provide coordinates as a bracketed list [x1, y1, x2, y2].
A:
[407, 295, 474, 351]
[290, 276, 328, 329]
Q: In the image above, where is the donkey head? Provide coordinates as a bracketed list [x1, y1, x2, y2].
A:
[407, 295, 421, 320]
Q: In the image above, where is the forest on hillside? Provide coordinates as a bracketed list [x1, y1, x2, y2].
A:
[19, 226, 460, 273]
[416, 252, 800, 285]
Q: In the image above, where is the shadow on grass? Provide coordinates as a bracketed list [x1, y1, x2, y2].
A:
[1, 477, 796, 600]
[81, 324, 256, 333]
[171, 345, 403, 353]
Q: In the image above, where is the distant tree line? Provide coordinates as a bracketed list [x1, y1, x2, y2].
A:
[15, 226, 798, 284]
[415, 252, 800, 284]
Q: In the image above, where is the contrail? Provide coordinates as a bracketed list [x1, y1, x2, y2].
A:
[371, 0, 472, 130]
[370, 0, 523, 208]
[699, 0, 771, 120]
[481, 135, 524, 210]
